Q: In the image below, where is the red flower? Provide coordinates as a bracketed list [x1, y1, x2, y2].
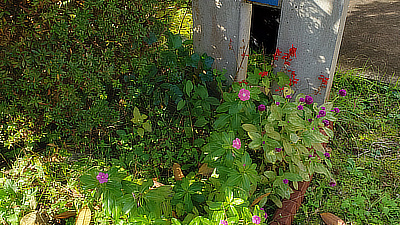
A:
[289, 44, 297, 58]
[273, 48, 282, 60]
[259, 71, 268, 77]
[318, 75, 329, 86]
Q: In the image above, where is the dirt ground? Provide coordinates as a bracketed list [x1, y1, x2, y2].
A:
[338, 0, 400, 83]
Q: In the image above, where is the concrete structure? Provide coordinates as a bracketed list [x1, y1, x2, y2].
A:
[192, 0, 252, 83]
[274, 0, 350, 104]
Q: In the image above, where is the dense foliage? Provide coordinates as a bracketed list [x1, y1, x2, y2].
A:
[0, 1, 365, 224]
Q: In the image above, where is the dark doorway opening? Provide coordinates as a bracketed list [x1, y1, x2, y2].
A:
[250, 4, 281, 54]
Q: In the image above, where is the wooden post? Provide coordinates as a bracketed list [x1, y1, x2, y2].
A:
[192, 0, 252, 83]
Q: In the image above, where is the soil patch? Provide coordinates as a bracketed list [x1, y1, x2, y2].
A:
[338, 0, 400, 83]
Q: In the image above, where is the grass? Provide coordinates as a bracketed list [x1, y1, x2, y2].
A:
[294, 67, 400, 224]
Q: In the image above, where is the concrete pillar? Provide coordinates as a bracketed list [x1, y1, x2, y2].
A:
[192, 0, 252, 83]
[274, 0, 350, 104]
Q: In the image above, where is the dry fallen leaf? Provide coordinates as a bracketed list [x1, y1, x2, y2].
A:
[54, 210, 76, 219]
[20, 211, 49, 225]
[320, 212, 346, 225]
[173, 163, 185, 181]
[75, 205, 91, 225]
[251, 193, 270, 207]
[198, 163, 214, 176]
[152, 178, 165, 188]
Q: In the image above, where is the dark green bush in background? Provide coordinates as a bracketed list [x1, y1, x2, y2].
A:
[0, 0, 198, 174]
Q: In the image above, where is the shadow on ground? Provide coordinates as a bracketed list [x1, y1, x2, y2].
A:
[338, 0, 400, 83]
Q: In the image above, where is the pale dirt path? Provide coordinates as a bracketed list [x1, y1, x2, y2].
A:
[338, 0, 400, 83]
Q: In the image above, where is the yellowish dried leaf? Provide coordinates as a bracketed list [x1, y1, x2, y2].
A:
[320, 212, 345, 225]
[75, 205, 91, 225]
[251, 193, 270, 207]
[54, 210, 76, 219]
[173, 163, 185, 181]
[198, 163, 214, 176]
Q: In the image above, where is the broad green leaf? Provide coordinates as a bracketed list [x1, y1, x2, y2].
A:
[142, 121, 152, 132]
[314, 163, 332, 178]
[214, 114, 230, 130]
[206, 97, 220, 106]
[264, 171, 276, 181]
[248, 132, 261, 141]
[137, 128, 144, 137]
[267, 130, 281, 141]
[270, 194, 282, 208]
[194, 117, 208, 127]
[242, 124, 258, 132]
[282, 139, 293, 155]
[186, 80, 193, 96]
[283, 172, 303, 182]
[177, 99, 186, 111]
[216, 102, 231, 113]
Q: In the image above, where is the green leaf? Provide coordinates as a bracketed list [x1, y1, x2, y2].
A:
[248, 132, 261, 141]
[206, 97, 220, 106]
[314, 163, 332, 178]
[264, 171, 276, 181]
[270, 194, 283, 208]
[216, 102, 231, 113]
[195, 85, 208, 99]
[282, 139, 293, 155]
[214, 114, 230, 130]
[283, 172, 303, 182]
[207, 201, 223, 210]
[186, 80, 193, 96]
[242, 124, 258, 132]
[290, 133, 299, 143]
[194, 117, 208, 127]
[277, 72, 290, 87]
[143, 121, 152, 132]
[137, 128, 144, 137]
[231, 113, 241, 131]
[266, 130, 281, 141]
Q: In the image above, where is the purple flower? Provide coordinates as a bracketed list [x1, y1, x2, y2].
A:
[331, 107, 340, 113]
[220, 220, 228, 225]
[286, 95, 292, 99]
[339, 89, 347, 97]
[276, 102, 280, 106]
[260, 208, 264, 211]
[305, 95, 313, 104]
[308, 119, 313, 122]
[299, 97, 305, 102]
[309, 154, 313, 158]
[243, 164, 246, 167]
[275, 147, 282, 152]
[238, 89, 250, 101]
[96, 172, 109, 184]
[322, 120, 329, 126]
[324, 152, 330, 158]
[297, 105, 304, 110]
[329, 181, 336, 187]
[258, 104, 266, 111]
[319, 110, 326, 117]
[283, 179, 289, 184]
[232, 138, 241, 150]
[252, 215, 261, 224]
[264, 212, 268, 219]
[263, 141, 266, 144]
[321, 107, 325, 110]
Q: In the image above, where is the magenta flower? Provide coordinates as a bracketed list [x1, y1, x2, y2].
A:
[299, 97, 305, 102]
[238, 89, 250, 101]
[321, 107, 325, 110]
[263, 141, 266, 144]
[264, 212, 268, 219]
[339, 89, 347, 97]
[322, 120, 329, 126]
[286, 95, 292, 99]
[329, 181, 336, 187]
[283, 179, 289, 184]
[305, 95, 313, 104]
[331, 107, 340, 113]
[220, 220, 228, 225]
[309, 154, 313, 158]
[319, 110, 326, 117]
[243, 164, 246, 167]
[252, 215, 261, 224]
[297, 105, 303, 110]
[232, 138, 241, 150]
[276, 102, 280, 106]
[258, 104, 266, 111]
[96, 172, 109, 184]
[275, 147, 282, 152]
[308, 119, 313, 122]
[324, 152, 330, 158]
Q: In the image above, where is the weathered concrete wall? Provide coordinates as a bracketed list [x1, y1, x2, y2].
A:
[192, 0, 252, 83]
[274, 0, 350, 104]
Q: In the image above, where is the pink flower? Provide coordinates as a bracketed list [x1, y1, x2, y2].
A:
[238, 89, 250, 101]
[220, 220, 228, 225]
[252, 215, 261, 224]
[96, 172, 108, 184]
[232, 138, 241, 150]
